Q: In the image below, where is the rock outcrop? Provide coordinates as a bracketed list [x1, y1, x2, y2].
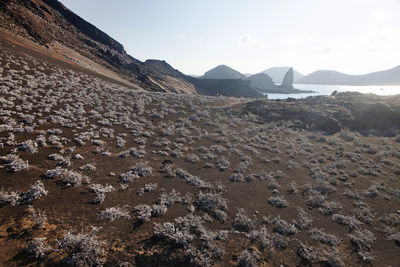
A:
[281, 67, 294, 88]
[240, 92, 400, 136]
[187, 77, 264, 98]
[246, 73, 275, 90]
[260, 67, 304, 84]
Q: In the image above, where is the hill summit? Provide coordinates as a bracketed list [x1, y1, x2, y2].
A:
[201, 65, 247, 80]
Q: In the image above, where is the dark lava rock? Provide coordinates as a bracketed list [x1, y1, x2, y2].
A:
[240, 92, 400, 136]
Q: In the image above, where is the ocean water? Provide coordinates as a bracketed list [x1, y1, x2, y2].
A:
[266, 84, 400, 99]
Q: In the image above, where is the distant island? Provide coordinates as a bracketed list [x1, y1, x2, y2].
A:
[259, 66, 304, 84]
[297, 65, 400, 85]
[199, 65, 315, 96]
[254, 67, 315, 94]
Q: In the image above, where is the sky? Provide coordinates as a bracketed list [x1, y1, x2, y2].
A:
[59, 0, 400, 76]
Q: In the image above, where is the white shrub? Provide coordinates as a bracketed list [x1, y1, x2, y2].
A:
[99, 206, 130, 221]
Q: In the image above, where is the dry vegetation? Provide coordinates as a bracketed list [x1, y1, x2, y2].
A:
[0, 44, 400, 267]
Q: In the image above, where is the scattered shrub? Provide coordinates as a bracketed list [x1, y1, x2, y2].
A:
[99, 206, 130, 221]
[28, 205, 47, 229]
[18, 140, 38, 153]
[58, 227, 105, 266]
[238, 249, 260, 267]
[25, 238, 52, 258]
[18, 180, 48, 204]
[1, 154, 29, 172]
[332, 214, 362, 230]
[194, 192, 228, 221]
[232, 208, 255, 232]
[293, 207, 313, 230]
[268, 196, 288, 208]
[309, 228, 341, 246]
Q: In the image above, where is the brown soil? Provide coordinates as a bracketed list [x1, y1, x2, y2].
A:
[0, 35, 400, 267]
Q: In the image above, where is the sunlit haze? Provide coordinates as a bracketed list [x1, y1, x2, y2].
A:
[59, 0, 400, 76]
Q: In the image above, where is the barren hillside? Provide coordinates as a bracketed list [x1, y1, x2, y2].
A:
[0, 31, 400, 267]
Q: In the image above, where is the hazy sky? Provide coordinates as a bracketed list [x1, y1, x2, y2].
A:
[59, 0, 400, 76]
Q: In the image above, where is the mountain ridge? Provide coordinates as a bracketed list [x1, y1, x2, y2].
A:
[298, 65, 400, 85]
[0, 0, 196, 94]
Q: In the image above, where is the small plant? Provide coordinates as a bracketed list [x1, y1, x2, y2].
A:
[175, 168, 212, 188]
[137, 183, 158, 196]
[247, 227, 272, 248]
[0, 188, 19, 206]
[287, 160, 299, 170]
[309, 228, 341, 247]
[238, 249, 260, 267]
[318, 201, 342, 216]
[194, 192, 228, 221]
[18, 180, 48, 205]
[332, 214, 361, 230]
[186, 153, 200, 163]
[134, 204, 153, 223]
[28, 205, 47, 229]
[25, 238, 52, 258]
[99, 206, 130, 221]
[1, 154, 29, 172]
[89, 184, 114, 204]
[348, 229, 375, 251]
[232, 208, 255, 232]
[130, 161, 152, 177]
[288, 180, 297, 195]
[352, 202, 376, 225]
[159, 189, 182, 206]
[348, 229, 376, 263]
[45, 168, 90, 187]
[230, 173, 245, 182]
[272, 218, 298, 236]
[79, 163, 96, 172]
[58, 227, 106, 266]
[293, 207, 313, 230]
[216, 156, 230, 171]
[268, 196, 288, 208]
[18, 140, 38, 153]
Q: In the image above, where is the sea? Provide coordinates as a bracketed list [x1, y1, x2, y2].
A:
[266, 84, 400, 100]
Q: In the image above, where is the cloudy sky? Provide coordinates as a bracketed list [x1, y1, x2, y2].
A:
[59, 0, 400, 76]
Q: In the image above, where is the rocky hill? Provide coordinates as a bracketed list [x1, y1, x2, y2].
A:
[201, 65, 247, 80]
[298, 65, 400, 85]
[246, 73, 275, 90]
[0, 0, 195, 94]
[187, 76, 264, 98]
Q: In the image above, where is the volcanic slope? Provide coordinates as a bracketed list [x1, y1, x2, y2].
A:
[0, 44, 400, 267]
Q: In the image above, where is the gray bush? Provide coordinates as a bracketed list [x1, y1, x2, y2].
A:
[1, 154, 29, 172]
[268, 196, 288, 208]
[310, 228, 341, 246]
[232, 208, 255, 232]
[194, 192, 228, 221]
[99, 206, 130, 221]
[293, 207, 313, 230]
[238, 249, 260, 267]
[28, 205, 47, 229]
[58, 227, 105, 266]
[332, 214, 362, 230]
[18, 180, 48, 204]
[25, 238, 52, 258]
